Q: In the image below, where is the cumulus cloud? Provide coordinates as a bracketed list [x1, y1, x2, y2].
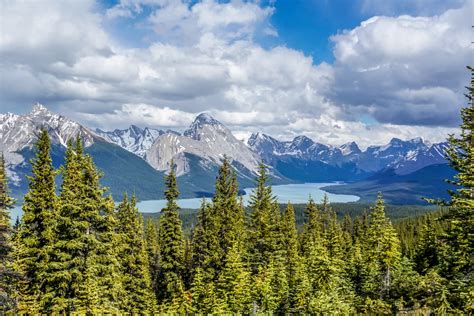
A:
[329, 2, 471, 126]
[0, 0, 468, 146]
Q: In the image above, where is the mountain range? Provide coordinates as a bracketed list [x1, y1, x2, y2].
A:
[1, 103, 453, 204]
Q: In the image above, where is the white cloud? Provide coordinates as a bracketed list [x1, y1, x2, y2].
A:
[78, 103, 195, 128]
[0, 0, 468, 147]
[329, 2, 471, 126]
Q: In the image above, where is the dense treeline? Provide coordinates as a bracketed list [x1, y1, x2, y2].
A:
[0, 70, 472, 314]
[142, 202, 437, 235]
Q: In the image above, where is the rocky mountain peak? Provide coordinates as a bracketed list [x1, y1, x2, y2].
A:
[194, 112, 220, 125]
[339, 141, 361, 155]
[30, 102, 49, 115]
[183, 113, 225, 140]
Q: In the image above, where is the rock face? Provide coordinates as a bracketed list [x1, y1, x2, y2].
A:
[146, 113, 261, 176]
[95, 125, 164, 158]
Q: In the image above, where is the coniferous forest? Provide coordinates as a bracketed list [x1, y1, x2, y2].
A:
[0, 71, 472, 314]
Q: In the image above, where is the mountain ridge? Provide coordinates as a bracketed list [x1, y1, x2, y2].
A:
[1, 104, 451, 202]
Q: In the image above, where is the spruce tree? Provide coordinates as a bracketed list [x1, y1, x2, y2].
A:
[16, 130, 58, 313]
[191, 198, 219, 280]
[116, 194, 156, 313]
[247, 164, 289, 312]
[157, 162, 186, 306]
[145, 219, 160, 298]
[81, 154, 124, 312]
[216, 243, 251, 313]
[213, 157, 245, 272]
[0, 152, 17, 312]
[247, 163, 278, 271]
[191, 158, 247, 297]
[365, 194, 401, 298]
[51, 139, 104, 313]
[434, 66, 474, 312]
[414, 217, 440, 274]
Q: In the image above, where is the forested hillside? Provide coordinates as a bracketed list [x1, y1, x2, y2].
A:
[0, 72, 472, 314]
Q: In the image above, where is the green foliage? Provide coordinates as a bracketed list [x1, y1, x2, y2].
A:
[16, 130, 58, 313]
[0, 152, 17, 313]
[116, 194, 156, 313]
[6, 68, 474, 314]
[157, 161, 186, 306]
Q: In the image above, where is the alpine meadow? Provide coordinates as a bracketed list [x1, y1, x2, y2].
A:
[0, 0, 473, 314]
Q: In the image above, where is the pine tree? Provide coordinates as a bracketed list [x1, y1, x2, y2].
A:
[441, 66, 474, 273]
[213, 157, 245, 271]
[49, 139, 104, 313]
[157, 161, 186, 305]
[81, 154, 124, 312]
[95, 194, 124, 313]
[301, 196, 322, 254]
[247, 163, 278, 271]
[365, 194, 401, 298]
[280, 202, 311, 312]
[216, 243, 251, 313]
[414, 217, 440, 274]
[0, 152, 17, 312]
[191, 198, 219, 280]
[433, 67, 474, 312]
[247, 164, 289, 313]
[116, 194, 156, 313]
[145, 219, 160, 298]
[16, 130, 58, 313]
[190, 159, 249, 312]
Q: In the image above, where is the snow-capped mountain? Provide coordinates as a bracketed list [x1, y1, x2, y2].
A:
[95, 125, 164, 158]
[0, 103, 96, 169]
[1, 103, 450, 201]
[248, 133, 344, 163]
[339, 142, 361, 156]
[247, 132, 448, 175]
[146, 113, 261, 177]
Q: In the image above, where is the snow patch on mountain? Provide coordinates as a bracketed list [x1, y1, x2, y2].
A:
[96, 125, 164, 157]
[147, 114, 261, 176]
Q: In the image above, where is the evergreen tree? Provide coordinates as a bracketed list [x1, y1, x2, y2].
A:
[281, 202, 310, 312]
[95, 194, 124, 313]
[0, 152, 17, 312]
[213, 157, 245, 271]
[16, 130, 58, 313]
[50, 139, 103, 313]
[116, 194, 155, 313]
[247, 163, 278, 271]
[247, 165, 289, 313]
[365, 194, 401, 298]
[434, 66, 474, 312]
[216, 243, 251, 313]
[191, 198, 219, 280]
[81, 154, 124, 312]
[414, 217, 440, 274]
[157, 161, 186, 306]
[301, 196, 322, 254]
[145, 219, 160, 298]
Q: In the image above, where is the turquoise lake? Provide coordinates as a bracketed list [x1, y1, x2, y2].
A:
[10, 182, 358, 220]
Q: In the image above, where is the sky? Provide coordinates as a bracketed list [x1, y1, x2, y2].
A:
[0, 0, 471, 147]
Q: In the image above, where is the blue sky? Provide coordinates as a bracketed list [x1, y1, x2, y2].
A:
[100, 0, 466, 63]
[0, 0, 470, 147]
